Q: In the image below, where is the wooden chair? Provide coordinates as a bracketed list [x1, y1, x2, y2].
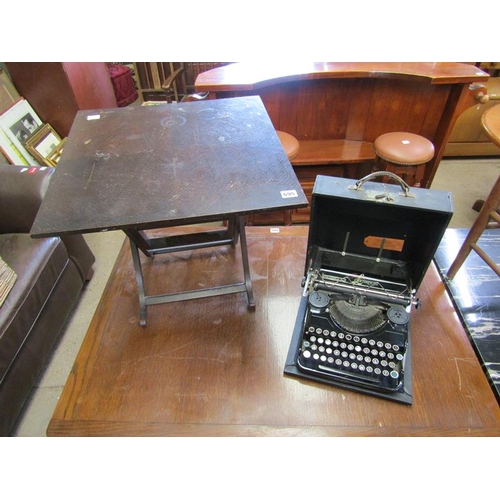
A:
[162, 65, 209, 102]
[447, 104, 500, 279]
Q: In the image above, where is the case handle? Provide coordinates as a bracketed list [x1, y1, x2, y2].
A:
[349, 171, 413, 197]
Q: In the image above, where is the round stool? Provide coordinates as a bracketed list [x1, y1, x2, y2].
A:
[373, 132, 435, 187]
[276, 130, 300, 160]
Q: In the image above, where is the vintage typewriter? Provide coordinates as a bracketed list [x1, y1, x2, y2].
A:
[284, 173, 453, 404]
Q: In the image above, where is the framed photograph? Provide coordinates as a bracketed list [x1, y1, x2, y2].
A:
[0, 128, 29, 165]
[0, 98, 43, 165]
[25, 123, 65, 167]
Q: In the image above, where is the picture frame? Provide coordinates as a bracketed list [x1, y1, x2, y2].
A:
[0, 128, 29, 165]
[45, 138, 67, 166]
[25, 123, 65, 167]
[0, 98, 43, 165]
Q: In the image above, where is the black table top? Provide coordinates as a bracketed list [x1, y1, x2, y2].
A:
[31, 96, 308, 237]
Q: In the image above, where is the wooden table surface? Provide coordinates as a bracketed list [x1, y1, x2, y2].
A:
[31, 96, 307, 238]
[47, 226, 500, 436]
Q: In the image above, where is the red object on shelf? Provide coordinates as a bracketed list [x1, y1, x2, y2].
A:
[107, 64, 138, 107]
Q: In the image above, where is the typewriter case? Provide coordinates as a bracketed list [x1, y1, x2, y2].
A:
[284, 172, 453, 404]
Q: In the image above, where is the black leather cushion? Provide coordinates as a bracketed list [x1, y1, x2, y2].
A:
[0, 234, 69, 385]
[0, 167, 53, 235]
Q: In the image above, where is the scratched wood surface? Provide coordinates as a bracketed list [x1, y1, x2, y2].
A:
[47, 226, 500, 436]
[31, 96, 307, 238]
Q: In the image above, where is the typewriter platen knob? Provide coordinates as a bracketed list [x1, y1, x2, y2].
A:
[387, 306, 409, 325]
[308, 291, 330, 311]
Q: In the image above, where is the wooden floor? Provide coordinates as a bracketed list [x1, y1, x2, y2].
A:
[47, 226, 500, 436]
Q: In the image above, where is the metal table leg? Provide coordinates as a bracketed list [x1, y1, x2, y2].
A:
[125, 216, 254, 326]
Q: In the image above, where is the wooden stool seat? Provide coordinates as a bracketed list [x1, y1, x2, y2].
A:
[373, 132, 435, 187]
[277, 130, 300, 160]
[447, 104, 500, 279]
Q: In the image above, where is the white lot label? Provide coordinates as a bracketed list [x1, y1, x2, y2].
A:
[280, 189, 298, 198]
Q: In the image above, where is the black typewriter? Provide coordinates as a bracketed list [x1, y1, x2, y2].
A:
[284, 173, 453, 405]
[297, 248, 416, 397]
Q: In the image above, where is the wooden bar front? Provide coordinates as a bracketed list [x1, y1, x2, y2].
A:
[47, 226, 500, 437]
[196, 63, 489, 224]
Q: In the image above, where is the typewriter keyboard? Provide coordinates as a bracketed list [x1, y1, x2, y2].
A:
[297, 319, 407, 391]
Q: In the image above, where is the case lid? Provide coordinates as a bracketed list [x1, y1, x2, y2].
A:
[306, 173, 453, 291]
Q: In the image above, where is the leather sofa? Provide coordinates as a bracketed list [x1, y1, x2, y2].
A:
[0, 165, 95, 436]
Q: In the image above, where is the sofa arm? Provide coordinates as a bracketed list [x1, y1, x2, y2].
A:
[61, 234, 96, 281]
[0, 166, 55, 234]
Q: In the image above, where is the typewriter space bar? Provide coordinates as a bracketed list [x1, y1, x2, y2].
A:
[318, 364, 378, 384]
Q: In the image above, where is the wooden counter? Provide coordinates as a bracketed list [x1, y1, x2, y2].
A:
[196, 63, 489, 223]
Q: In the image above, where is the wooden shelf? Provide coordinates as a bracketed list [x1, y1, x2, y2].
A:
[291, 139, 375, 166]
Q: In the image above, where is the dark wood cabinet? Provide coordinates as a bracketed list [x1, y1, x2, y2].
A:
[5, 62, 117, 137]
